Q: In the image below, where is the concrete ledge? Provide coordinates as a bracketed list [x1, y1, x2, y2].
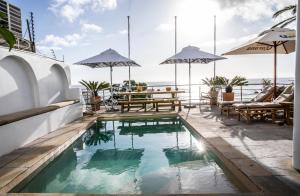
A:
[0, 100, 79, 126]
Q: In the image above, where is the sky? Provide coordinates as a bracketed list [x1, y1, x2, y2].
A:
[9, 0, 297, 85]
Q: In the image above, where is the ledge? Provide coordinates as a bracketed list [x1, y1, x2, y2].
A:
[0, 100, 79, 126]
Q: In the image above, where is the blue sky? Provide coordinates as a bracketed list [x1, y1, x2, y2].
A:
[9, 0, 297, 84]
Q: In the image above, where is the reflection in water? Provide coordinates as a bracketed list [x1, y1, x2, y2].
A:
[18, 118, 243, 194]
[85, 149, 144, 175]
[83, 122, 114, 146]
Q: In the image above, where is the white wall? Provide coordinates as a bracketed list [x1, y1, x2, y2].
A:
[0, 103, 83, 157]
[0, 47, 83, 156]
[0, 46, 75, 111]
[0, 56, 38, 115]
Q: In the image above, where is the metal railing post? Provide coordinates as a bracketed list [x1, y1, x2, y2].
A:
[240, 86, 243, 102]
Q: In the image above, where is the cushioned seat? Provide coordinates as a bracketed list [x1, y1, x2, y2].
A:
[0, 100, 80, 126]
[218, 100, 251, 106]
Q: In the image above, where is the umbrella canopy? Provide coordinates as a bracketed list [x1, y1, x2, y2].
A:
[223, 27, 295, 96]
[160, 46, 226, 107]
[76, 48, 140, 68]
[75, 48, 141, 94]
[161, 45, 226, 64]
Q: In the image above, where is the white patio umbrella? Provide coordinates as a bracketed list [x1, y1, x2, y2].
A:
[75, 48, 141, 94]
[160, 46, 226, 108]
[223, 27, 295, 97]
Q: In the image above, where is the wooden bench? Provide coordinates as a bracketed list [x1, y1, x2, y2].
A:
[119, 99, 182, 113]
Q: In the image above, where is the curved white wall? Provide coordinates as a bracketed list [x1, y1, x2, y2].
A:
[0, 47, 83, 157]
[0, 56, 39, 115]
[0, 47, 78, 112]
[46, 64, 69, 104]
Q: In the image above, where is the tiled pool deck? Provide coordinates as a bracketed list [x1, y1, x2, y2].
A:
[180, 106, 299, 194]
[0, 107, 299, 195]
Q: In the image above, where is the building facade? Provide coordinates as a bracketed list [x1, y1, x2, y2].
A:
[0, 0, 22, 38]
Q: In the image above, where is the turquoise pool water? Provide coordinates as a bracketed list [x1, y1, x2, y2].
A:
[18, 117, 244, 194]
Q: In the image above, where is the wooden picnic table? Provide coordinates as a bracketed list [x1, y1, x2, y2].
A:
[116, 90, 185, 112]
[116, 90, 185, 99]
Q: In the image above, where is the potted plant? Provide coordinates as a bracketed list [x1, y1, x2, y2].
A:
[121, 80, 137, 92]
[202, 76, 223, 105]
[79, 80, 110, 110]
[220, 76, 248, 101]
[165, 87, 171, 91]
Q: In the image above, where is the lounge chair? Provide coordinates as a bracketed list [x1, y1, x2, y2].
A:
[218, 86, 275, 116]
[233, 85, 294, 123]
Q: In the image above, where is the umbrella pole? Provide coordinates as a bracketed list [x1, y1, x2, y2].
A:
[110, 65, 113, 95]
[274, 42, 277, 98]
[128, 16, 131, 91]
[184, 59, 196, 108]
[189, 60, 191, 106]
[175, 16, 178, 89]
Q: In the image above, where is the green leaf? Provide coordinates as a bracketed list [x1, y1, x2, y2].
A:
[272, 16, 296, 28]
[273, 5, 296, 18]
[0, 27, 16, 51]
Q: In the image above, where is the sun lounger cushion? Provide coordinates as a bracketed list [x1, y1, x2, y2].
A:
[273, 85, 294, 103]
[234, 102, 282, 109]
[251, 86, 274, 102]
[218, 101, 251, 106]
[234, 85, 294, 109]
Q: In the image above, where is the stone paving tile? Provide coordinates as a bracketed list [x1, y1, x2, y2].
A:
[230, 158, 273, 177]
[252, 176, 297, 194]
[0, 168, 27, 190]
[234, 145, 292, 159]
[5, 153, 49, 168]
[0, 155, 21, 168]
[214, 145, 250, 159]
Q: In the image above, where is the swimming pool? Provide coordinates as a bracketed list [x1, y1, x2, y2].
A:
[17, 117, 245, 194]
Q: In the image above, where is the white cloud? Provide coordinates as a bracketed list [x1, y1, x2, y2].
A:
[36, 45, 63, 51]
[38, 22, 103, 50]
[155, 23, 174, 32]
[118, 29, 127, 35]
[215, 0, 295, 22]
[92, 0, 117, 11]
[39, 33, 83, 47]
[81, 23, 103, 33]
[49, 0, 118, 23]
[60, 4, 84, 23]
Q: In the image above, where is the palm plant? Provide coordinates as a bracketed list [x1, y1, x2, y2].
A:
[83, 122, 113, 146]
[79, 80, 110, 97]
[262, 78, 272, 88]
[0, 13, 16, 51]
[202, 76, 224, 90]
[272, 4, 296, 28]
[217, 76, 248, 93]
